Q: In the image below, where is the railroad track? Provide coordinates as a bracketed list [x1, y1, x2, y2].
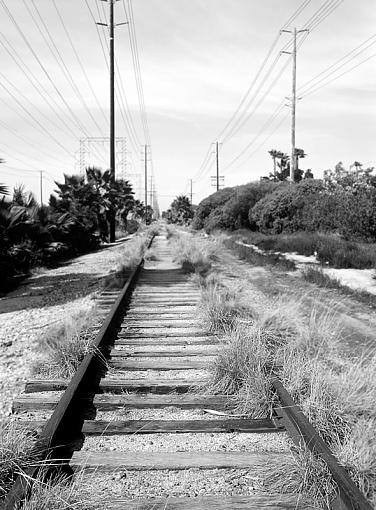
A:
[5, 231, 371, 509]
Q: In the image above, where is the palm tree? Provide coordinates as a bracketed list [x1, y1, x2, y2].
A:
[294, 148, 306, 173]
[268, 150, 286, 177]
[0, 183, 8, 195]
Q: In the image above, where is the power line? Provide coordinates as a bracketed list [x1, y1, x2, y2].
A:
[301, 52, 376, 98]
[0, 33, 83, 138]
[0, 83, 73, 156]
[0, 0, 90, 138]
[299, 34, 376, 96]
[24, 0, 99, 137]
[52, 0, 109, 129]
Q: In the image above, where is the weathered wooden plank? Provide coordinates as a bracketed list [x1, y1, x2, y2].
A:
[110, 349, 218, 358]
[85, 417, 280, 434]
[25, 379, 205, 394]
[109, 359, 208, 370]
[93, 393, 229, 410]
[17, 418, 282, 435]
[121, 322, 199, 329]
[70, 451, 288, 471]
[128, 304, 196, 310]
[106, 495, 312, 510]
[115, 338, 217, 346]
[13, 394, 229, 412]
[118, 331, 211, 338]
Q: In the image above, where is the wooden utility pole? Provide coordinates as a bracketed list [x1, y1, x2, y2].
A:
[189, 179, 193, 204]
[98, 0, 127, 241]
[281, 27, 308, 182]
[291, 27, 297, 182]
[109, 0, 116, 241]
[216, 141, 219, 192]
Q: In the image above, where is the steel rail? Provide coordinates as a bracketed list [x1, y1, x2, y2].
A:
[272, 377, 372, 510]
[4, 234, 155, 510]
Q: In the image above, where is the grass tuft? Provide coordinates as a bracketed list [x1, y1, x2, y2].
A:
[208, 324, 272, 417]
[0, 420, 35, 499]
[33, 304, 99, 378]
[264, 449, 337, 509]
[171, 235, 219, 276]
[199, 282, 252, 333]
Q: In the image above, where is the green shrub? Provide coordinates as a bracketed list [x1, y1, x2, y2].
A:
[192, 187, 236, 230]
[193, 181, 282, 232]
[250, 180, 326, 234]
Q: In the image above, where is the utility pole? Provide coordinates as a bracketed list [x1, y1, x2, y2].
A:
[291, 27, 297, 182]
[216, 141, 219, 192]
[108, 0, 116, 241]
[189, 179, 193, 204]
[98, 0, 126, 242]
[39, 171, 43, 207]
[144, 144, 148, 212]
[281, 27, 308, 182]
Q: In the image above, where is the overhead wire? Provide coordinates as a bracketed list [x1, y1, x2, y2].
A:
[52, 0, 109, 128]
[0, 32, 83, 139]
[0, 0, 91, 139]
[24, 0, 101, 136]
[299, 34, 376, 97]
[193, 0, 315, 184]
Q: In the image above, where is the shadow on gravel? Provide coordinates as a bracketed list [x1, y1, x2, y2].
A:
[0, 272, 103, 314]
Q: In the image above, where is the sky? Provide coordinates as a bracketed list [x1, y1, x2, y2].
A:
[0, 0, 375, 211]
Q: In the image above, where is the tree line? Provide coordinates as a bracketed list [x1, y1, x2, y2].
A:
[0, 167, 151, 293]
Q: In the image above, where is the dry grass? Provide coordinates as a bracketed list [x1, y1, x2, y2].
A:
[32, 304, 100, 378]
[0, 420, 35, 499]
[208, 324, 272, 417]
[22, 473, 92, 510]
[103, 235, 150, 289]
[265, 450, 337, 509]
[200, 267, 375, 505]
[171, 234, 219, 276]
[199, 282, 252, 333]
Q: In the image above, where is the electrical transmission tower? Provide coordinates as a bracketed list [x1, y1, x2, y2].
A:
[76, 137, 127, 177]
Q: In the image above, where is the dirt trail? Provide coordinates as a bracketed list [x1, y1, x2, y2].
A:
[216, 247, 376, 357]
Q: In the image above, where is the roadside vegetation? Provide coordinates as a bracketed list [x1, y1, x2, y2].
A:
[0, 170, 153, 294]
[191, 161, 376, 273]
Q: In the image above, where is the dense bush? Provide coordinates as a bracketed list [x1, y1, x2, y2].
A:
[192, 187, 236, 230]
[251, 180, 326, 234]
[193, 182, 282, 232]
